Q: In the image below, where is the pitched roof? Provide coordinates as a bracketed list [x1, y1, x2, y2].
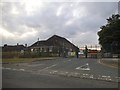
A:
[30, 40, 49, 47]
[30, 35, 79, 50]
[47, 35, 77, 47]
[47, 35, 66, 41]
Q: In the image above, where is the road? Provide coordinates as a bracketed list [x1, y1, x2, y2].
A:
[2, 58, 119, 88]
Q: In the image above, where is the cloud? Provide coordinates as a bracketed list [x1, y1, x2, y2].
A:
[1, 2, 118, 47]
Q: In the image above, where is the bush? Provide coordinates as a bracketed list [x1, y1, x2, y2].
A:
[2, 52, 20, 58]
[2, 51, 60, 59]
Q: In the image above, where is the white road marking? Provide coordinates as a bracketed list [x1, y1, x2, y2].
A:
[2, 67, 26, 72]
[2, 66, 117, 82]
[102, 75, 107, 78]
[102, 75, 111, 79]
[97, 75, 114, 81]
[107, 76, 111, 78]
[19, 69, 25, 71]
[50, 70, 58, 74]
[53, 70, 58, 73]
[85, 74, 89, 76]
[90, 75, 94, 78]
[65, 72, 69, 74]
[108, 78, 112, 80]
[76, 63, 90, 71]
[39, 64, 57, 71]
[83, 74, 85, 75]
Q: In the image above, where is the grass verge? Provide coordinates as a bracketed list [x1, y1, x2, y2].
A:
[2, 57, 57, 64]
[100, 59, 120, 69]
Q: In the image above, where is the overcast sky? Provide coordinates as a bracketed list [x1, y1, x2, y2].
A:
[0, 1, 118, 47]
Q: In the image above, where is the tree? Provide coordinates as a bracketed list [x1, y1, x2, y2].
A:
[98, 14, 120, 54]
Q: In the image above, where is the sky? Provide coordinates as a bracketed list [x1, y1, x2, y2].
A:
[0, 0, 119, 47]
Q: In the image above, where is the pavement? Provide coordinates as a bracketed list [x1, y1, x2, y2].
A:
[2, 57, 120, 88]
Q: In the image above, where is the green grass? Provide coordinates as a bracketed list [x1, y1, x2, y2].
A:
[101, 59, 120, 68]
[2, 57, 57, 63]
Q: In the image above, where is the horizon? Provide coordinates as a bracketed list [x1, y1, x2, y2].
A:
[1, 34, 101, 51]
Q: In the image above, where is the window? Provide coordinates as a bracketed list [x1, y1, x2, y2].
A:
[44, 48, 47, 52]
[31, 49, 33, 52]
[49, 47, 52, 52]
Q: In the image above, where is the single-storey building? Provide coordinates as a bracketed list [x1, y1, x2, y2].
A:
[2, 43, 27, 58]
[2, 44, 26, 52]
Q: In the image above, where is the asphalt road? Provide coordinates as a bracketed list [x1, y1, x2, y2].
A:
[2, 58, 120, 88]
[2, 69, 118, 88]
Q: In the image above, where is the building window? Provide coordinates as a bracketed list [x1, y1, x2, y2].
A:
[40, 47, 42, 52]
[21, 50, 24, 53]
[31, 49, 33, 52]
[49, 47, 52, 52]
[42, 48, 44, 52]
[34, 48, 38, 52]
[44, 48, 47, 52]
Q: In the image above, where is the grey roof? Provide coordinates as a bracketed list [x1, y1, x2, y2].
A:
[30, 35, 79, 51]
